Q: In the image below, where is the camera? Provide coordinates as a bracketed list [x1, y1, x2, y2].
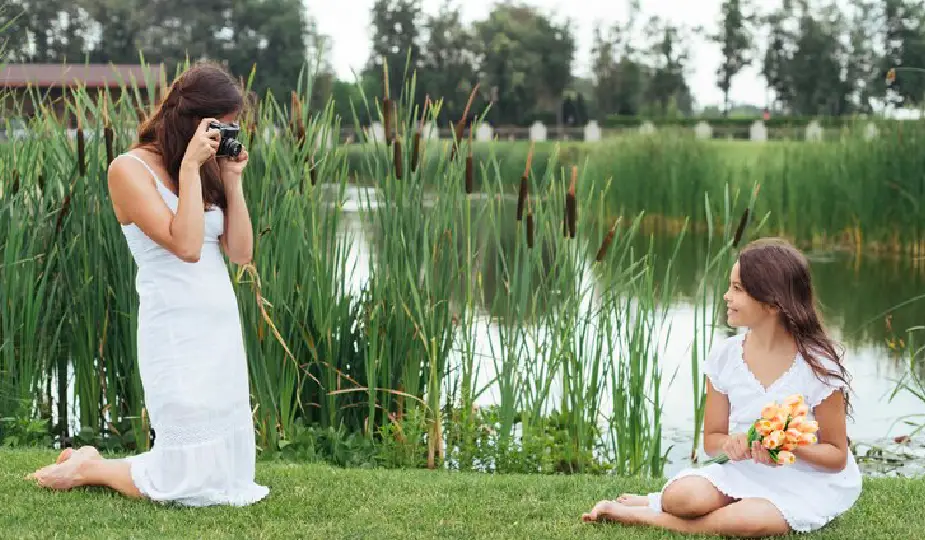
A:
[208, 121, 243, 158]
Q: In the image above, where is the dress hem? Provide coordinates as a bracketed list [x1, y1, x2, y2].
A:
[662, 467, 841, 534]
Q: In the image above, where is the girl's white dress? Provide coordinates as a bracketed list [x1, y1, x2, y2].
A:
[649, 333, 861, 533]
[115, 152, 269, 506]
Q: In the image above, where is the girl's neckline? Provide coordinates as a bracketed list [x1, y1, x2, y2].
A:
[737, 331, 801, 393]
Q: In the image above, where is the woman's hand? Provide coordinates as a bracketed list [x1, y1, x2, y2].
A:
[219, 148, 249, 187]
[182, 118, 220, 169]
[722, 432, 752, 461]
[752, 441, 781, 467]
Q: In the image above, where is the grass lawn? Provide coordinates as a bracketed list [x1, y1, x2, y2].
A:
[2, 450, 923, 539]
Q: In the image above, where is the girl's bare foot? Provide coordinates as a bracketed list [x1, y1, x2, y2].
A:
[615, 493, 650, 507]
[582, 500, 654, 525]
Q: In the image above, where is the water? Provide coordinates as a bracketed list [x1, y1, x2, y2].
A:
[333, 185, 925, 477]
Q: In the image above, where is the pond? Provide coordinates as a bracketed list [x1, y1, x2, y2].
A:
[334, 185, 925, 477]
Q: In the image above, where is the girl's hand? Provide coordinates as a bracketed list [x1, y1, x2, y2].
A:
[220, 148, 249, 183]
[722, 432, 752, 461]
[752, 441, 780, 467]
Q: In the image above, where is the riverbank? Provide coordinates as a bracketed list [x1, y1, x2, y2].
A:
[3, 450, 923, 539]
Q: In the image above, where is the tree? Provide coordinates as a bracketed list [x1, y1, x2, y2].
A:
[366, 0, 423, 102]
[419, 1, 479, 126]
[225, 0, 312, 102]
[643, 16, 695, 116]
[474, 2, 575, 125]
[712, 0, 755, 115]
[881, 0, 925, 107]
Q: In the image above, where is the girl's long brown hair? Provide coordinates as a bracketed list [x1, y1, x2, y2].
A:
[135, 61, 245, 211]
[738, 238, 853, 414]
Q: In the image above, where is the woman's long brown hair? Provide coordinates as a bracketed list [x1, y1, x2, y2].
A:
[738, 238, 853, 414]
[135, 61, 245, 211]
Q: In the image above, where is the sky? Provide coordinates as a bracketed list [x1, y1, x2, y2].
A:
[310, 0, 771, 110]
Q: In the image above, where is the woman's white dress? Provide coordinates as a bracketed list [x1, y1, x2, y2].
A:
[115, 152, 269, 506]
[649, 333, 861, 533]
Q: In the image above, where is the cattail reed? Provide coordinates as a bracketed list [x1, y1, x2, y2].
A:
[10, 169, 20, 196]
[290, 91, 305, 149]
[595, 220, 619, 262]
[102, 99, 114, 166]
[465, 151, 474, 194]
[412, 95, 430, 173]
[393, 138, 403, 180]
[565, 166, 577, 238]
[310, 161, 318, 186]
[732, 208, 750, 248]
[517, 142, 534, 221]
[451, 83, 480, 161]
[76, 119, 86, 177]
[382, 62, 393, 146]
[526, 199, 535, 249]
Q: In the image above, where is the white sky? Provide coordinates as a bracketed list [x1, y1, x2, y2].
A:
[310, 0, 771, 110]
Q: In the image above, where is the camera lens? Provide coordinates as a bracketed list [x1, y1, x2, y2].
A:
[227, 139, 243, 157]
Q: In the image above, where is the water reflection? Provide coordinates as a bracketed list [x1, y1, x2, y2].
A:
[332, 184, 925, 466]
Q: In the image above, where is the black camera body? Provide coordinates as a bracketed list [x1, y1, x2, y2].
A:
[208, 121, 243, 158]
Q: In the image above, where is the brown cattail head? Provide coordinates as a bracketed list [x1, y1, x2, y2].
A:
[732, 208, 750, 248]
[290, 91, 305, 147]
[383, 98, 394, 146]
[465, 152, 474, 194]
[565, 166, 578, 238]
[393, 138, 403, 180]
[310, 161, 318, 186]
[76, 119, 86, 177]
[10, 169, 20, 196]
[55, 193, 72, 235]
[595, 220, 619, 262]
[412, 131, 421, 172]
[516, 174, 528, 221]
[38, 174, 45, 191]
[451, 83, 480, 161]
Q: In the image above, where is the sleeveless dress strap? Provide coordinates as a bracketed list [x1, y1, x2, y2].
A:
[119, 152, 172, 194]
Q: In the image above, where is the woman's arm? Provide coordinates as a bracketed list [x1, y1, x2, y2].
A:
[792, 390, 850, 472]
[108, 157, 206, 263]
[218, 149, 253, 265]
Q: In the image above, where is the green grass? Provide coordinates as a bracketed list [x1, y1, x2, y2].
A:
[1, 450, 923, 539]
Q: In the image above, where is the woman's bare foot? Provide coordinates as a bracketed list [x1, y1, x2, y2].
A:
[615, 493, 650, 507]
[55, 448, 73, 464]
[581, 500, 654, 525]
[28, 446, 102, 490]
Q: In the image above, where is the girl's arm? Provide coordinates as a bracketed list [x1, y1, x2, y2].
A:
[793, 390, 850, 472]
[703, 379, 732, 457]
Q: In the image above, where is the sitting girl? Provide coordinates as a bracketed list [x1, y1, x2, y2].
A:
[582, 238, 862, 537]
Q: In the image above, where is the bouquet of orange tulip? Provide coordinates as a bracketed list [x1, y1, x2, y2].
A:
[704, 394, 819, 466]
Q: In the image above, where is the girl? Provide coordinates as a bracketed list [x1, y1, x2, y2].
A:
[28, 61, 269, 507]
[582, 237, 862, 536]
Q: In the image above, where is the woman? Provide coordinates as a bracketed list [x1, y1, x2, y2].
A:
[28, 61, 269, 507]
